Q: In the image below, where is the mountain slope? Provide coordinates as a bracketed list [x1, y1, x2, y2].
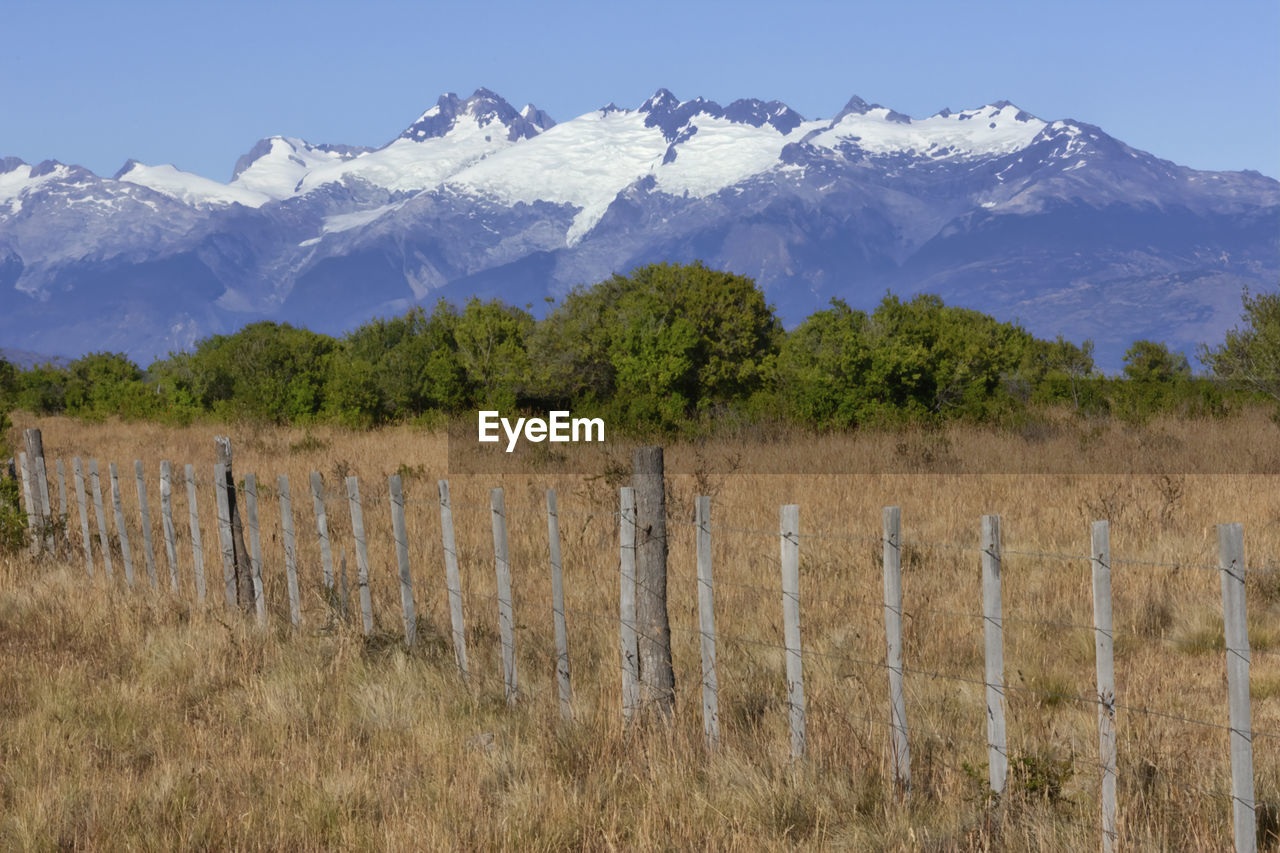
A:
[1, 88, 1275, 367]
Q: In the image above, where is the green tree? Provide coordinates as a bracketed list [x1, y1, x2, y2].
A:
[1200, 288, 1280, 402]
[182, 322, 336, 423]
[532, 261, 782, 428]
[1122, 340, 1190, 383]
[63, 352, 158, 419]
[775, 299, 874, 427]
[453, 299, 534, 410]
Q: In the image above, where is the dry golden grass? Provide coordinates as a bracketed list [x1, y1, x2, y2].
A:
[2, 411, 1280, 850]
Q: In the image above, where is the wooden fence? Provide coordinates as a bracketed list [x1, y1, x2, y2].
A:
[7, 431, 1276, 853]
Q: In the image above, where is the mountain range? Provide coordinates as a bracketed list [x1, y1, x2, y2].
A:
[2, 87, 1276, 369]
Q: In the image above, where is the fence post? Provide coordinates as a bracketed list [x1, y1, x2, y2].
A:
[134, 461, 158, 590]
[245, 473, 266, 626]
[982, 514, 1007, 796]
[491, 487, 518, 705]
[883, 506, 910, 796]
[215, 438, 254, 611]
[108, 463, 135, 588]
[696, 495, 720, 750]
[388, 474, 417, 647]
[185, 464, 206, 603]
[159, 462, 179, 593]
[18, 452, 36, 556]
[310, 471, 335, 594]
[23, 429, 51, 553]
[72, 458, 93, 576]
[619, 486, 640, 725]
[89, 460, 113, 580]
[633, 446, 675, 718]
[439, 480, 469, 680]
[547, 488, 572, 720]
[346, 476, 374, 636]
[1091, 520, 1118, 853]
[56, 459, 69, 548]
[278, 475, 301, 629]
[781, 504, 805, 760]
[214, 462, 237, 609]
[1219, 523, 1256, 853]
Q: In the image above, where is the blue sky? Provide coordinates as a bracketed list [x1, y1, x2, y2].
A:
[4, 0, 1277, 181]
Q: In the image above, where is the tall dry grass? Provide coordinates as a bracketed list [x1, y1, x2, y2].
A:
[1, 411, 1279, 850]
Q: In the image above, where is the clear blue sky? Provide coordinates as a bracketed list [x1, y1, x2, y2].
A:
[4, 0, 1277, 181]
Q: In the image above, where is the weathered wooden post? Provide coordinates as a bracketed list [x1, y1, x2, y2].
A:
[72, 458, 93, 576]
[89, 460, 113, 580]
[781, 504, 805, 760]
[215, 437, 254, 612]
[310, 471, 335, 594]
[696, 495, 720, 750]
[18, 452, 37, 556]
[1091, 521, 1118, 853]
[159, 462, 179, 593]
[278, 475, 302, 629]
[547, 488, 572, 720]
[982, 514, 1008, 796]
[214, 462, 237, 609]
[633, 446, 674, 719]
[388, 474, 417, 647]
[185, 464, 206, 603]
[244, 473, 266, 626]
[55, 459, 69, 548]
[134, 461, 158, 590]
[23, 429, 52, 552]
[1219, 523, 1256, 853]
[491, 487, 518, 704]
[619, 486, 640, 725]
[108, 463, 135, 588]
[883, 506, 910, 795]
[346, 476, 374, 636]
[439, 480, 469, 680]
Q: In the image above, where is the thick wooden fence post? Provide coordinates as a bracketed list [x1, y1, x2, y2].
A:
[491, 487, 518, 704]
[245, 473, 266, 626]
[134, 461, 158, 590]
[1219, 523, 1256, 853]
[439, 480, 469, 679]
[23, 429, 51, 552]
[185, 464, 206, 603]
[696, 495, 720, 750]
[388, 474, 417, 647]
[159, 462, 179, 593]
[89, 460, 113, 580]
[72, 458, 93, 576]
[781, 504, 805, 760]
[547, 488, 572, 720]
[310, 472, 335, 594]
[214, 462, 237, 609]
[346, 476, 374, 636]
[883, 506, 910, 795]
[108, 463, 135, 588]
[1091, 520, 1118, 853]
[982, 514, 1008, 796]
[216, 438, 254, 611]
[18, 452, 36, 556]
[633, 446, 675, 718]
[619, 487, 640, 725]
[278, 475, 302, 629]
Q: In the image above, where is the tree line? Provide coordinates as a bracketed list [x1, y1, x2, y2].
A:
[2, 262, 1278, 435]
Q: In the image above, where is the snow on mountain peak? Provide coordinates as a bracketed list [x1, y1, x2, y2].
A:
[116, 159, 271, 208]
[230, 137, 368, 199]
[811, 98, 1048, 160]
[400, 88, 552, 143]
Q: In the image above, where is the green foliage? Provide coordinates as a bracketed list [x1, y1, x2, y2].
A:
[532, 261, 781, 430]
[1201, 288, 1280, 403]
[776, 294, 1033, 427]
[184, 322, 337, 423]
[454, 299, 534, 411]
[0, 409, 24, 554]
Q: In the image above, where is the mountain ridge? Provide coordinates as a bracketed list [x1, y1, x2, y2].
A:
[1, 87, 1276, 369]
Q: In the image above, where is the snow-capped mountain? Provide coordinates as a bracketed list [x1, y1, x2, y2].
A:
[1, 88, 1276, 367]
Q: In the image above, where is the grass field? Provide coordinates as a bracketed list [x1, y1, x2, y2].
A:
[2, 412, 1279, 850]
